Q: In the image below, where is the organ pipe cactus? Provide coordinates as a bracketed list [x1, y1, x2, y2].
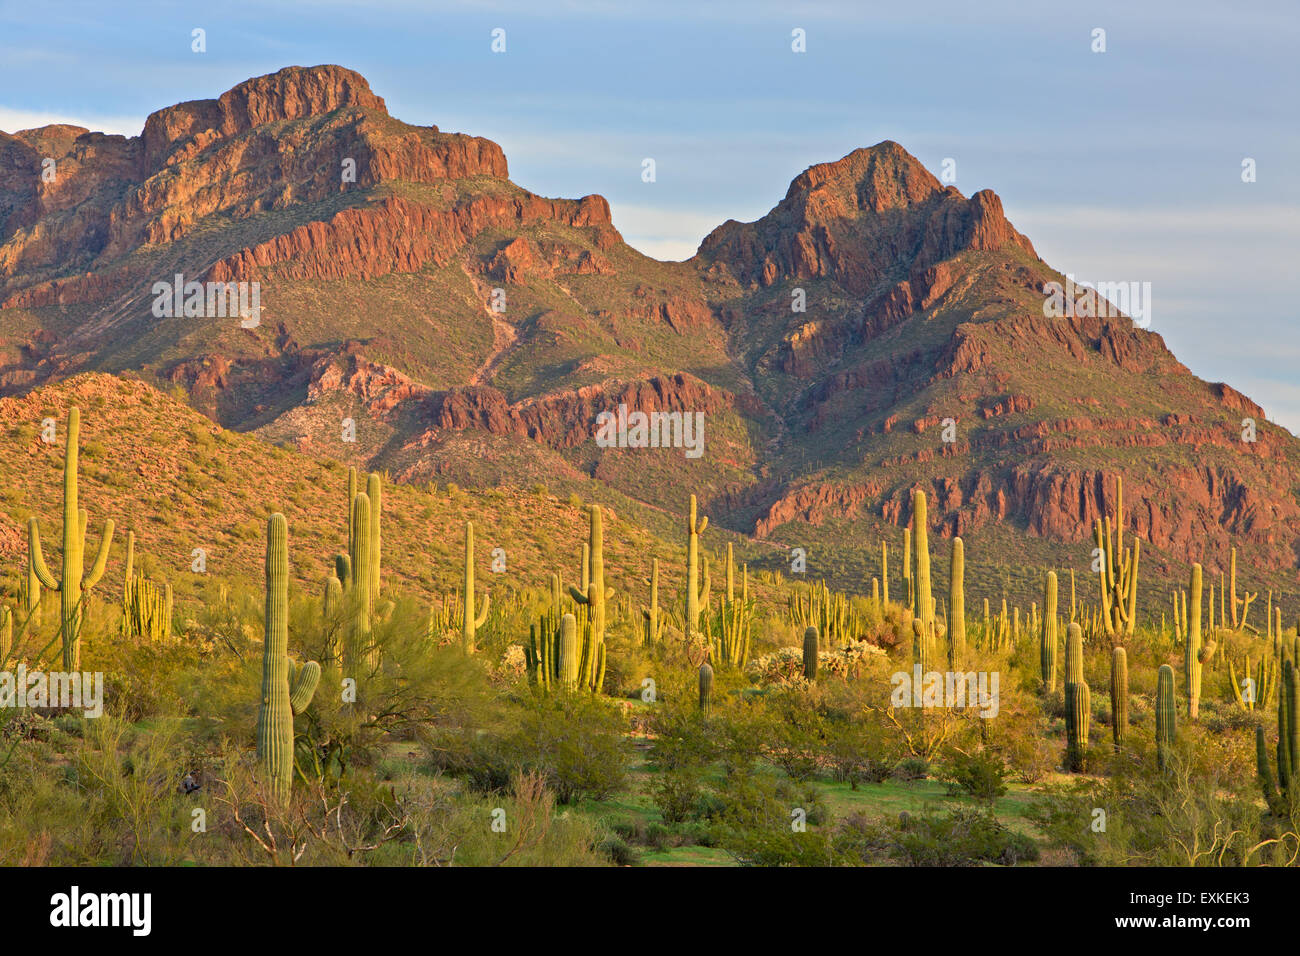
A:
[948, 537, 965, 670]
[1040, 572, 1059, 693]
[802, 626, 819, 680]
[28, 407, 115, 670]
[256, 514, 321, 804]
[1185, 563, 1216, 720]
[1230, 653, 1275, 712]
[461, 520, 490, 653]
[1156, 664, 1176, 771]
[1095, 475, 1140, 639]
[685, 495, 709, 637]
[1110, 646, 1128, 750]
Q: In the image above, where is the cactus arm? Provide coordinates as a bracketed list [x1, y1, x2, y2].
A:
[289, 660, 321, 715]
[27, 519, 60, 591]
[474, 591, 490, 629]
[83, 519, 115, 589]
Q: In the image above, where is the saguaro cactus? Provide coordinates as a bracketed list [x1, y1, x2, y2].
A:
[1156, 664, 1176, 771]
[256, 514, 321, 804]
[903, 527, 913, 613]
[346, 492, 373, 669]
[949, 537, 965, 670]
[1110, 646, 1128, 750]
[28, 407, 115, 670]
[880, 540, 889, 607]
[366, 472, 382, 603]
[1257, 659, 1300, 815]
[1040, 572, 1059, 693]
[1229, 547, 1257, 630]
[557, 612, 579, 690]
[1062, 622, 1089, 771]
[802, 625, 819, 680]
[685, 495, 710, 637]
[1095, 475, 1140, 639]
[698, 661, 714, 715]
[642, 558, 664, 646]
[462, 520, 490, 653]
[1185, 563, 1216, 720]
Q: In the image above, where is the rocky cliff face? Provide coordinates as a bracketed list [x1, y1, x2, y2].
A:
[2, 65, 1297, 583]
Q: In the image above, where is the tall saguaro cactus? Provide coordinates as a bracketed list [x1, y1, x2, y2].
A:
[1063, 622, 1089, 770]
[642, 558, 664, 646]
[28, 407, 115, 670]
[1156, 664, 1176, 771]
[256, 514, 321, 804]
[1040, 571, 1059, 693]
[1185, 563, 1216, 720]
[462, 520, 490, 653]
[1110, 646, 1128, 750]
[685, 495, 710, 638]
[949, 537, 965, 670]
[1257, 659, 1300, 815]
[346, 492, 374, 670]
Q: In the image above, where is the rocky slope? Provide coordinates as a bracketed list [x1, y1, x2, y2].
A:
[1, 64, 1296, 592]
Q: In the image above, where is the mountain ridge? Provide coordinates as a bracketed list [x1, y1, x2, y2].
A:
[2, 64, 1296, 592]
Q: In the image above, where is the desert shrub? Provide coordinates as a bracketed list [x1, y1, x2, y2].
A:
[940, 749, 1010, 803]
[890, 807, 1038, 866]
[708, 771, 841, 866]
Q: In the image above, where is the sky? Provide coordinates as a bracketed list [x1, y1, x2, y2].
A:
[1, 0, 1297, 429]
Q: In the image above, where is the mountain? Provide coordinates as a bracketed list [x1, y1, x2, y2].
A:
[2, 64, 1297, 596]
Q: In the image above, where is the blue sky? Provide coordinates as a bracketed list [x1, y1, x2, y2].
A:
[2, 0, 1297, 429]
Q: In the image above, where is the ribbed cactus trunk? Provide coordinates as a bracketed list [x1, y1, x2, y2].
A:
[558, 613, 579, 690]
[698, 662, 713, 715]
[257, 514, 295, 802]
[1062, 621, 1088, 770]
[462, 520, 489, 653]
[1110, 646, 1128, 750]
[912, 490, 935, 672]
[880, 541, 889, 606]
[27, 407, 115, 671]
[347, 492, 373, 670]
[366, 472, 382, 603]
[802, 626, 819, 680]
[257, 514, 320, 805]
[1186, 563, 1204, 720]
[1156, 664, 1176, 771]
[949, 537, 965, 670]
[1040, 572, 1059, 692]
[685, 495, 709, 638]
[903, 527, 913, 614]
[643, 558, 662, 646]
